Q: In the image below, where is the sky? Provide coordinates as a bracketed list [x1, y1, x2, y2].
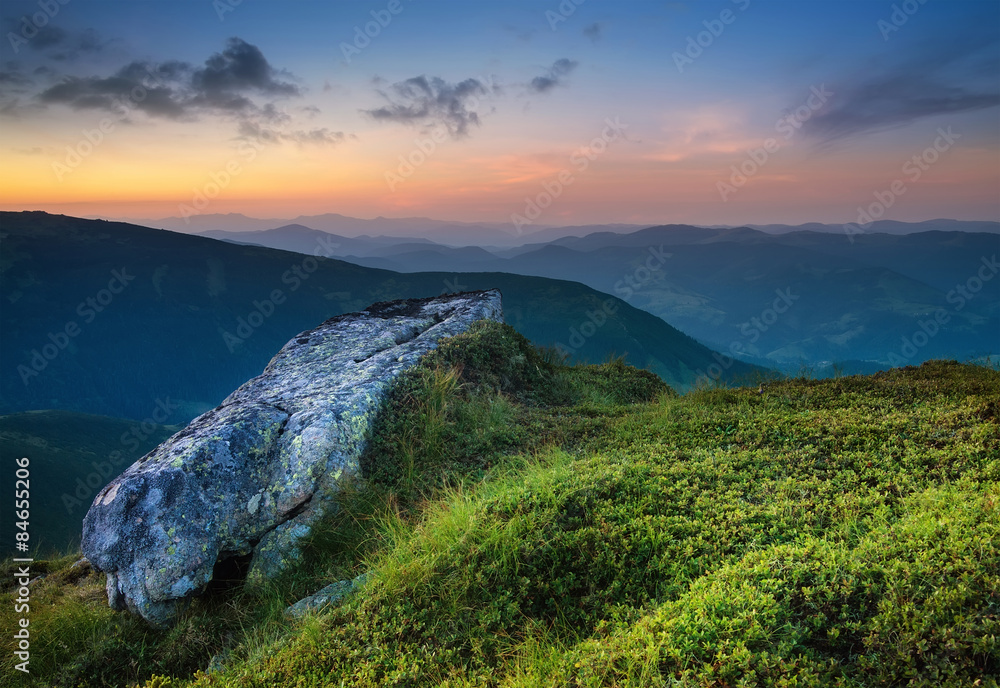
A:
[0, 0, 998, 229]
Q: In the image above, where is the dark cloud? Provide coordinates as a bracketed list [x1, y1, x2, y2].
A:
[0, 69, 32, 88]
[34, 38, 300, 121]
[192, 38, 299, 100]
[21, 37, 338, 145]
[802, 34, 1000, 144]
[528, 58, 578, 94]
[37, 61, 191, 119]
[0, 63, 39, 104]
[258, 102, 291, 124]
[363, 75, 497, 138]
[583, 23, 603, 43]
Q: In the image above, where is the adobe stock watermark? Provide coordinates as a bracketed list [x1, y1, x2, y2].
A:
[61, 397, 181, 514]
[385, 75, 498, 191]
[694, 287, 799, 386]
[15, 268, 135, 386]
[673, 0, 751, 73]
[510, 116, 628, 233]
[6, 0, 71, 53]
[213, 0, 242, 21]
[717, 84, 832, 201]
[554, 248, 669, 356]
[886, 255, 997, 366]
[440, 275, 468, 296]
[52, 67, 168, 181]
[554, 298, 620, 358]
[613, 246, 672, 299]
[178, 126, 275, 221]
[878, 0, 929, 40]
[842, 126, 960, 243]
[220, 233, 341, 352]
[385, 124, 448, 191]
[340, 0, 412, 64]
[546, 0, 586, 31]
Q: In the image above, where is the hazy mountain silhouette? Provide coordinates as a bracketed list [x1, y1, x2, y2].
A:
[197, 224, 439, 257]
[744, 219, 1000, 235]
[1, 212, 761, 422]
[126, 213, 648, 248]
[213, 220, 998, 369]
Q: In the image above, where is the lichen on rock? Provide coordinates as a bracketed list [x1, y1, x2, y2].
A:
[82, 290, 503, 628]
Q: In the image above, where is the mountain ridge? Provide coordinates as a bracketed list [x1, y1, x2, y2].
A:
[0, 211, 762, 422]
[201, 218, 999, 369]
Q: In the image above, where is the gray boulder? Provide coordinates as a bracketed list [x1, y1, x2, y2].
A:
[82, 290, 502, 628]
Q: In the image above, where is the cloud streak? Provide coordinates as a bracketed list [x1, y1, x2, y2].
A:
[362, 75, 497, 138]
[528, 58, 578, 94]
[36, 26, 111, 60]
[0, 69, 33, 89]
[0, 22, 113, 60]
[802, 35, 1000, 144]
[237, 120, 346, 147]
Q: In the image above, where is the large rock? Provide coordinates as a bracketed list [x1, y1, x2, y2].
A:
[82, 290, 502, 627]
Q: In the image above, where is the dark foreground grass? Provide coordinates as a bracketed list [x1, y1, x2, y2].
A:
[2, 323, 997, 687]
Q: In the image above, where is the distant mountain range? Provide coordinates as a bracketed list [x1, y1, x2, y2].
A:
[0, 211, 761, 423]
[741, 219, 1000, 235]
[115, 212, 648, 248]
[113, 211, 998, 249]
[195, 220, 1000, 370]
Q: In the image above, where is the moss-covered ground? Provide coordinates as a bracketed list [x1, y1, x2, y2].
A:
[3, 322, 997, 687]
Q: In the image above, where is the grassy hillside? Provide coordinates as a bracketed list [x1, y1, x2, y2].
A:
[0, 211, 760, 421]
[0, 411, 179, 556]
[2, 324, 997, 687]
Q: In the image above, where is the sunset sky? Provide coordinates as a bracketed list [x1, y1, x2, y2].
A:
[1, 0, 998, 229]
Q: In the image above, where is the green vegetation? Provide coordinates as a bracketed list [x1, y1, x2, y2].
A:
[3, 323, 997, 687]
[361, 321, 667, 503]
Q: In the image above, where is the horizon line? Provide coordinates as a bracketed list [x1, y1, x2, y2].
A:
[3, 208, 998, 231]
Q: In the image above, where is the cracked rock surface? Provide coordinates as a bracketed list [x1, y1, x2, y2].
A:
[82, 290, 503, 628]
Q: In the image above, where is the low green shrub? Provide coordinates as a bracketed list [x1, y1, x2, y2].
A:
[4, 351, 997, 688]
[361, 321, 668, 500]
[177, 361, 999, 687]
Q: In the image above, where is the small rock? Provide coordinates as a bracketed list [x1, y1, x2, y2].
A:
[206, 649, 230, 674]
[284, 572, 370, 619]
